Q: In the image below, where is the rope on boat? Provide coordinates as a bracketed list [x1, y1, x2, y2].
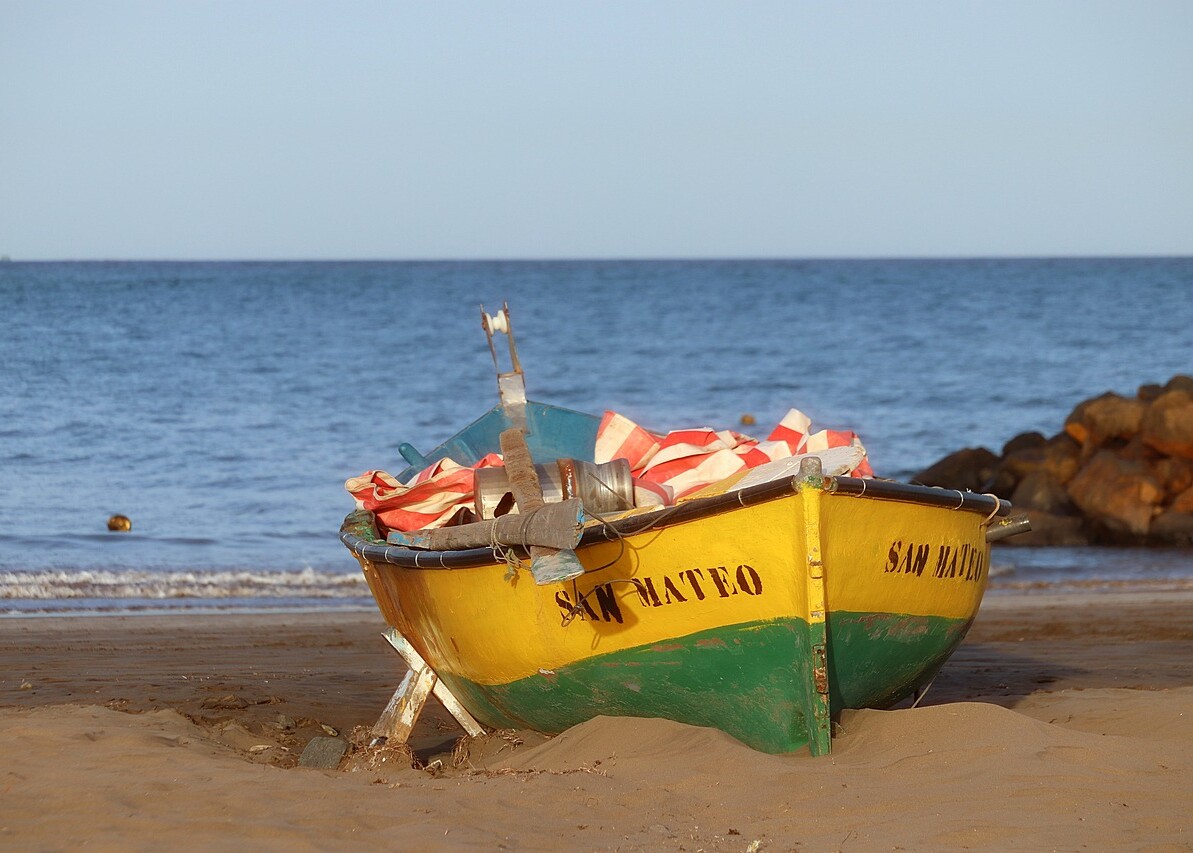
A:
[489, 521, 530, 581]
[560, 576, 640, 627]
[980, 493, 1002, 525]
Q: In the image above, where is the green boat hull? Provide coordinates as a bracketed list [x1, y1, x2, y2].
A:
[435, 612, 972, 754]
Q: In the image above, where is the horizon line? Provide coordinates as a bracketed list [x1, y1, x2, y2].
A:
[4, 253, 1192, 264]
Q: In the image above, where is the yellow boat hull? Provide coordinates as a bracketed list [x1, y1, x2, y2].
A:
[344, 475, 1007, 754]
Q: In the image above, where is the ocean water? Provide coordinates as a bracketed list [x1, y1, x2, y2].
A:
[1, 259, 1191, 614]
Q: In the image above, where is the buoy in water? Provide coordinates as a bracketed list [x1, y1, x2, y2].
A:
[107, 514, 132, 532]
[740, 413, 756, 426]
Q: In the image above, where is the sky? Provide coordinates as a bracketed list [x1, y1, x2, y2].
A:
[2, 2, 1191, 260]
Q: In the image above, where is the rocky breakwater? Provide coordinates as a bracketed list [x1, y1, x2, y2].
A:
[913, 376, 1193, 546]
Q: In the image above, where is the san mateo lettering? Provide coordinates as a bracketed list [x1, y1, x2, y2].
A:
[884, 539, 985, 584]
[555, 564, 764, 624]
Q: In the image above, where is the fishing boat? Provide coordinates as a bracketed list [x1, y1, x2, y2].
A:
[340, 307, 1029, 755]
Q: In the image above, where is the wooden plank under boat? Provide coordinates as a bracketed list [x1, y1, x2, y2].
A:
[340, 310, 1028, 756]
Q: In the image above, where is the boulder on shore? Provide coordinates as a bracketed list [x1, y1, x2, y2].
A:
[911, 447, 1000, 493]
[912, 375, 1193, 546]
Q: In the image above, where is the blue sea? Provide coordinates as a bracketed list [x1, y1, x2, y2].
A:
[1, 259, 1191, 615]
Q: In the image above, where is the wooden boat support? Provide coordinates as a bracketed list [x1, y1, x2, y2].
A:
[369, 625, 486, 745]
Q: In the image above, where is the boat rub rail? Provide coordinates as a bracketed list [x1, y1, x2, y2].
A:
[341, 475, 1013, 571]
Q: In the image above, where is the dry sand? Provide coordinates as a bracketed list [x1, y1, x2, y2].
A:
[2, 590, 1191, 851]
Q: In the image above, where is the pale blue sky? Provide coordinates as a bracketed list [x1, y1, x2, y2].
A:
[2, 2, 1191, 260]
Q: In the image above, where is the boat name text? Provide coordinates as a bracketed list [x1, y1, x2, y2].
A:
[884, 539, 986, 584]
[555, 564, 763, 624]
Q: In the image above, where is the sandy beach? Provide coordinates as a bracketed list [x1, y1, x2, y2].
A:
[2, 589, 1191, 851]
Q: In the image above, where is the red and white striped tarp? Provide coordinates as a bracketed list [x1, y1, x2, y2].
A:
[346, 409, 872, 533]
[345, 453, 504, 534]
[594, 408, 873, 506]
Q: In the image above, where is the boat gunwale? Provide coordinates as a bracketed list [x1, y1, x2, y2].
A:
[341, 475, 1013, 571]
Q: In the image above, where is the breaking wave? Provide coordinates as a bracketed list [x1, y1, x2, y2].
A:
[0, 568, 372, 615]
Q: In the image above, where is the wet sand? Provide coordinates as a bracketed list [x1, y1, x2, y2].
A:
[2, 589, 1191, 850]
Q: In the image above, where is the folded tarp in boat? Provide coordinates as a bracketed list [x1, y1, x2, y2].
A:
[345, 408, 872, 535]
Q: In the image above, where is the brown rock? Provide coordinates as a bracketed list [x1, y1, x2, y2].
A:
[1171, 486, 1193, 514]
[1137, 375, 1191, 403]
[201, 694, 250, 711]
[1151, 457, 1193, 502]
[912, 447, 1000, 492]
[999, 446, 1033, 480]
[1138, 383, 1166, 402]
[991, 434, 1082, 497]
[1150, 511, 1193, 546]
[1042, 434, 1084, 483]
[1010, 471, 1078, 516]
[1063, 393, 1145, 453]
[298, 736, 348, 769]
[1065, 450, 1163, 538]
[1000, 509, 1089, 547]
[1001, 431, 1047, 457]
[1164, 374, 1193, 395]
[1118, 433, 1161, 463]
[1140, 390, 1193, 460]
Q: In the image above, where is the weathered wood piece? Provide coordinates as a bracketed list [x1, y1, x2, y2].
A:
[383, 629, 485, 737]
[371, 657, 436, 743]
[372, 628, 485, 744]
[499, 428, 585, 584]
[386, 498, 584, 551]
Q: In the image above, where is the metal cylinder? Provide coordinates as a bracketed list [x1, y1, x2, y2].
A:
[474, 458, 635, 519]
[557, 458, 634, 515]
[475, 464, 563, 520]
[985, 515, 1032, 542]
